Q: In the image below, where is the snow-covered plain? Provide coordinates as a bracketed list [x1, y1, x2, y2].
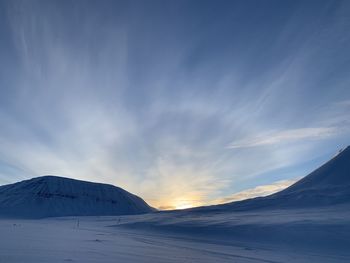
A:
[1, 205, 350, 263]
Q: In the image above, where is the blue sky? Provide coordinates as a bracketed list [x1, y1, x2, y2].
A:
[0, 0, 349, 209]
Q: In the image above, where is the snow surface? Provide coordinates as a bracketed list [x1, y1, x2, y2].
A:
[1, 206, 350, 262]
[0, 176, 154, 218]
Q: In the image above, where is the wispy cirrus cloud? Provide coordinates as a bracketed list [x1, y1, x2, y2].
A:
[0, 0, 349, 210]
[227, 127, 340, 149]
[214, 178, 299, 204]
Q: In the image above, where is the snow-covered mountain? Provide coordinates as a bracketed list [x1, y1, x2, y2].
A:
[193, 146, 350, 212]
[0, 176, 154, 218]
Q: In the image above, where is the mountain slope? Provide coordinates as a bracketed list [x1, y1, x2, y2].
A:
[0, 176, 154, 218]
[192, 146, 350, 212]
[277, 147, 350, 195]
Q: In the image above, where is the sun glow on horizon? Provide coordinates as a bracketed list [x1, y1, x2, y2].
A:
[151, 178, 300, 210]
[152, 195, 202, 211]
[174, 202, 195, 210]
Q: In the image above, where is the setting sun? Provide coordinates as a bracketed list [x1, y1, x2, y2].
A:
[151, 195, 202, 211]
[174, 201, 194, 210]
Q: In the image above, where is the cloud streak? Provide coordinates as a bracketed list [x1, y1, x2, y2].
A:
[228, 127, 340, 149]
[215, 178, 299, 204]
[0, 0, 349, 209]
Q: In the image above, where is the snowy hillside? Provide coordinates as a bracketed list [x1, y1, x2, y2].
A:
[276, 146, 350, 197]
[0, 176, 154, 218]
[192, 146, 350, 212]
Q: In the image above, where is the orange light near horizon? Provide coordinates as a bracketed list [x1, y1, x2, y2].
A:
[174, 201, 194, 210]
[148, 195, 203, 211]
[159, 196, 202, 210]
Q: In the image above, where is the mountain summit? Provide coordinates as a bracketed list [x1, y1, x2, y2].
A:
[0, 176, 154, 218]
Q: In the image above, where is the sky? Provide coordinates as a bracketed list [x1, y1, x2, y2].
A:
[0, 0, 349, 210]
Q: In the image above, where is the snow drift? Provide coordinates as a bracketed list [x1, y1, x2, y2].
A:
[0, 176, 154, 218]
